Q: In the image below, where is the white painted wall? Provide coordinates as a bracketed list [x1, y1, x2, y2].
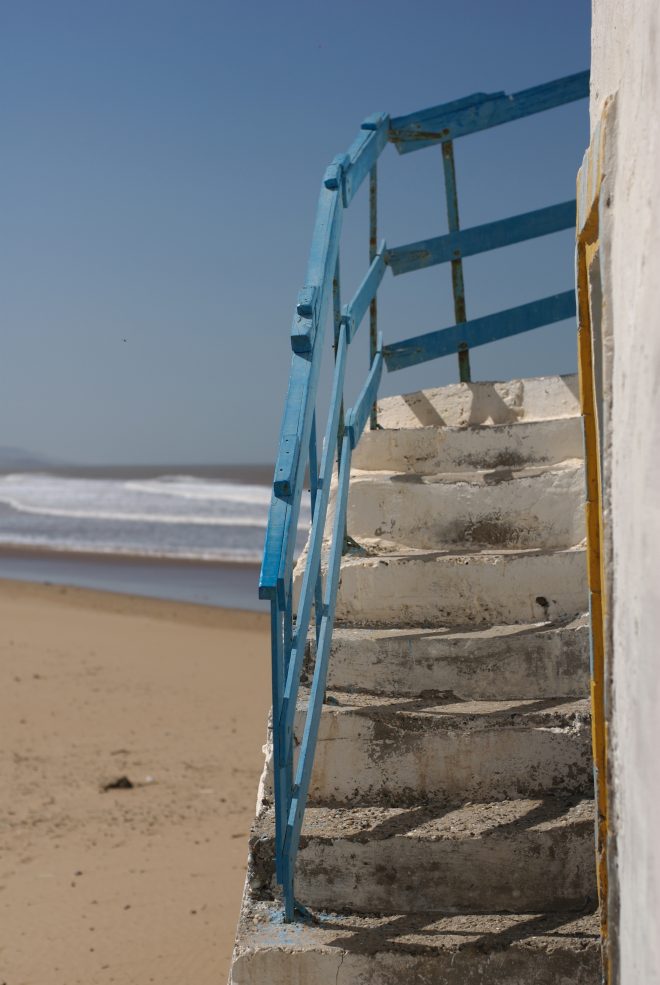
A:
[590, 2, 660, 982]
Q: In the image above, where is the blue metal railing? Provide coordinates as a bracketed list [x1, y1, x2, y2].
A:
[258, 70, 589, 921]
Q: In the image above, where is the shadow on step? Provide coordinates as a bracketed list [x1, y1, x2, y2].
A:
[331, 796, 591, 845]
[374, 621, 554, 643]
[342, 692, 580, 721]
[322, 908, 599, 957]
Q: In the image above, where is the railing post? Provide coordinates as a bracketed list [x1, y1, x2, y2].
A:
[308, 412, 323, 647]
[369, 164, 379, 428]
[441, 140, 471, 383]
[332, 257, 345, 472]
[333, 255, 352, 555]
[269, 598, 287, 885]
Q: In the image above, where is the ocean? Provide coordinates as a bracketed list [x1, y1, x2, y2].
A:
[0, 468, 309, 610]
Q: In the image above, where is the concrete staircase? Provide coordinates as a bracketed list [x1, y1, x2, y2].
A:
[230, 373, 600, 984]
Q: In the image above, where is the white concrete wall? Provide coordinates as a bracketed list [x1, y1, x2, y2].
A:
[590, 2, 660, 983]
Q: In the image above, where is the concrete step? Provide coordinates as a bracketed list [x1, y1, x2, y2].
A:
[249, 798, 596, 915]
[351, 416, 583, 474]
[263, 692, 592, 806]
[374, 374, 580, 430]
[231, 899, 600, 985]
[306, 617, 589, 700]
[332, 546, 587, 628]
[345, 460, 585, 551]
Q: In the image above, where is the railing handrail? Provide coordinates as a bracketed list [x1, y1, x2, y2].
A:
[259, 70, 589, 921]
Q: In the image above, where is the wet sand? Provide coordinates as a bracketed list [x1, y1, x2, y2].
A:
[0, 548, 266, 612]
[0, 579, 271, 984]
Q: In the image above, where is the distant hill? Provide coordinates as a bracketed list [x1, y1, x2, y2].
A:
[0, 446, 54, 471]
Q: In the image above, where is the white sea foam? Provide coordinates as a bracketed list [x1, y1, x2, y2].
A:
[125, 478, 272, 506]
[0, 531, 264, 564]
[0, 496, 271, 527]
[0, 472, 310, 562]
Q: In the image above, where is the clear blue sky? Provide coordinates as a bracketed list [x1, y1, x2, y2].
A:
[1, 0, 591, 465]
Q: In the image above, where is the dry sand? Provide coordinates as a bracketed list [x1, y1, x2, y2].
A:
[0, 579, 271, 985]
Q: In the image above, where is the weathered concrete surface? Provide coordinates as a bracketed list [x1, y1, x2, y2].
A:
[374, 374, 580, 430]
[307, 617, 589, 700]
[333, 546, 587, 628]
[345, 460, 585, 550]
[231, 900, 600, 985]
[230, 370, 594, 984]
[591, 3, 660, 982]
[351, 417, 583, 474]
[261, 694, 593, 806]
[249, 798, 596, 914]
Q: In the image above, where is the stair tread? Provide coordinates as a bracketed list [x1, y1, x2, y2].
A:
[374, 414, 581, 433]
[339, 543, 585, 562]
[299, 688, 590, 728]
[255, 797, 594, 841]
[236, 897, 600, 954]
[350, 457, 583, 485]
[322, 615, 587, 644]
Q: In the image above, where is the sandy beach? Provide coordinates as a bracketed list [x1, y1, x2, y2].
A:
[0, 579, 271, 985]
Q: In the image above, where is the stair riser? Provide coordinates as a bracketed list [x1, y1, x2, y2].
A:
[263, 713, 592, 806]
[346, 465, 585, 550]
[351, 418, 583, 474]
[232, 947, 601, 985]
[251, 822, 596, 914]
[309, 622, 589, 699]
[334, 549, 587, 628]
[305, 724, 592, 805]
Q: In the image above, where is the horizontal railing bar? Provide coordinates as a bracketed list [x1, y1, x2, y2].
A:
[284, 432, 353, 866]
[342, 241, 387, 342]
[387, 201, 576, 276]
[389, 71, 589, 154]
[345, 336, 384, 447]
[279, 324, 348, 745]
[383, 291, 576, 371]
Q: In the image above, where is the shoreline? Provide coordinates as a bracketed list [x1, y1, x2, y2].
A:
[0, 542, 263, 568]
[0, 579, 271, 984]
[0, 546, 267, 611]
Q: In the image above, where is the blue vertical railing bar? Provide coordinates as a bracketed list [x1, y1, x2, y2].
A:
[269, 597, 290, 888]
[346, 336, 384, 448]
[308, 412, 323, 647]
[369, 164, 379, 430]
[279, 326, 348, 760]
[260, 71, 588, 922]
[342, 240, 387, 342]
[284, 432, 353, 902]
